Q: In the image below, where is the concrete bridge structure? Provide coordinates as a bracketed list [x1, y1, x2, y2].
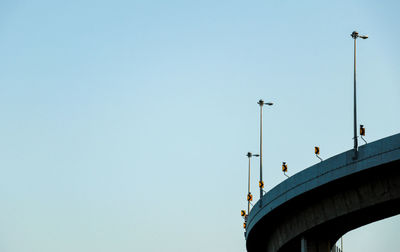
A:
[245, 133, 400, 252]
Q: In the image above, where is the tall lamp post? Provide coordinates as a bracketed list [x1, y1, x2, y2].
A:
[257, 99, 273, 201]
[351, 31, 368, 158]
[246, 152, 259, 215]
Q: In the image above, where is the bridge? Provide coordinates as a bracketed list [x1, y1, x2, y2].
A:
[245, 133, 400, 252]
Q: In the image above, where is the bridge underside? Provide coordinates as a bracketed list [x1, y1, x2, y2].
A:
[247, 159, 400, 252]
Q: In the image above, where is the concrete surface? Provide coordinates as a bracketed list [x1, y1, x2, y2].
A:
[246, 133, 400, 252]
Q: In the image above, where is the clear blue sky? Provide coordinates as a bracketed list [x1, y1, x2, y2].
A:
[0, 1, 399, 251]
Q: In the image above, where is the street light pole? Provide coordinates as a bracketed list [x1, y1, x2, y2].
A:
[247, 152, 252, 215]
[259, 100, 263, 200]
[246, 152, 259, 215]
[257, 99, 273, 201]
[351, 31, 368, 158]
[353, 33, 358, 155]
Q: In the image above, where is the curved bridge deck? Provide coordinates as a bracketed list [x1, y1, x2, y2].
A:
[246, 133, 400, 252]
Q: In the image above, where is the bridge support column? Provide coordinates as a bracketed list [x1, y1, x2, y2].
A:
[300, 236, 331, 252]
[301, 237, 307, 252]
